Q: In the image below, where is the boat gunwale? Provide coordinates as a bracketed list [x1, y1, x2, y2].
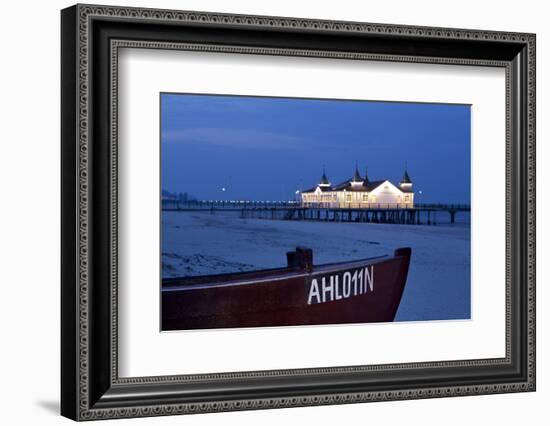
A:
[161, 254, 396, 292]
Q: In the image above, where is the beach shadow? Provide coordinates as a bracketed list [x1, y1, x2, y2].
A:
[36, 400, 59, 415]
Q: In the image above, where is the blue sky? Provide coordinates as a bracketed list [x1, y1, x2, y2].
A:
[161, 93, 471, 203]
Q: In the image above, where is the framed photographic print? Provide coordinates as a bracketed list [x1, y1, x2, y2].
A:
[61, 4, 536, 421]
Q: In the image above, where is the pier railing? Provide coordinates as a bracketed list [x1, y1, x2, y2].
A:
[162, 199, 470, 211]
[162, 200, 470, 225]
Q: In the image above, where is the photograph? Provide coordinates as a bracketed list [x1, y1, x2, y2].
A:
[58, 3, 536, 420]
[160, 93, 472, 331]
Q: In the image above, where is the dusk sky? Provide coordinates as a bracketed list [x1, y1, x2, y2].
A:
[161, 93, 471, 203]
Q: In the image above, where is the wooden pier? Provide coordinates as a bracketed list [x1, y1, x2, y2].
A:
[162, 200, 470, 225]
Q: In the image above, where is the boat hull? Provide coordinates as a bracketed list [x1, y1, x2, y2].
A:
[162, 247, 411, 331]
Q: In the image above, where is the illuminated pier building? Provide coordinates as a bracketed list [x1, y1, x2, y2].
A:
[300, 166, 414, 208]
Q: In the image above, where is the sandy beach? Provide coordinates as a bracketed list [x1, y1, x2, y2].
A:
[162, 211, 470, 322]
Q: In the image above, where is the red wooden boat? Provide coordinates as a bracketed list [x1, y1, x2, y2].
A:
[162, 247, 411, 331]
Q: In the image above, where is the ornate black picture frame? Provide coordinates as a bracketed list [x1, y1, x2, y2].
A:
[61, 4, 536, 421]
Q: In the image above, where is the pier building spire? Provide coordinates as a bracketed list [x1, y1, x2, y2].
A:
[319, 165, 331, 187]
[399, 166, 413, 191]
[351, 161, 362, 183]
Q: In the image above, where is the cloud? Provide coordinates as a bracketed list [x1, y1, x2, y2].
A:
[161, 95, 280, 116]
[162, 127, 313, 151]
